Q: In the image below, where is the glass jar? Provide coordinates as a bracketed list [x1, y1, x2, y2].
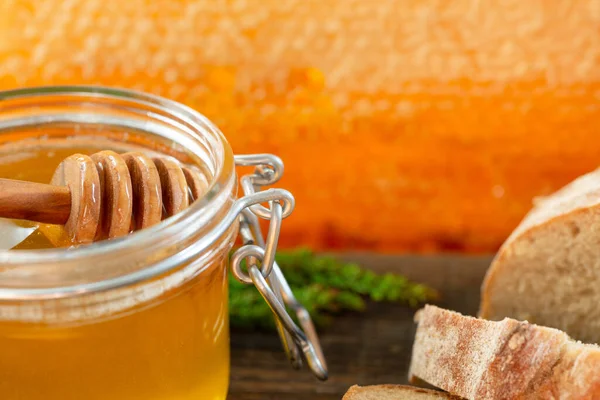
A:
[0, 86, 326, 400]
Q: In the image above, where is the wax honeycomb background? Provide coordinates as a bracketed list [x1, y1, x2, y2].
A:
[1, 0, 599, 252]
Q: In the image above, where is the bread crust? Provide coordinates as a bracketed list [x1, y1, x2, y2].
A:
[480, 167, 600, 343]
[343, 384, 462, 399]
[409, 305, 600, 400]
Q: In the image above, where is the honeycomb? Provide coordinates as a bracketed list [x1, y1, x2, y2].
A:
[1, 0, 599, 252]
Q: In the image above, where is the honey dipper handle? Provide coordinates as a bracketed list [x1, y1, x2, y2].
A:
[0, 178, 71, 225]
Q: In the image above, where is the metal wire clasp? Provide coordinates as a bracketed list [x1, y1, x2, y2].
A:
[230, 154, 328, 381]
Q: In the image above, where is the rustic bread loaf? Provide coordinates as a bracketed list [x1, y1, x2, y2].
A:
[409, 305, 600, 400]
[343, 384, 461, 400]
[479, 167, 600, 344]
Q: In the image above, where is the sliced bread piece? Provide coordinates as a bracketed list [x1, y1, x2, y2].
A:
[343, 384, 462, 399]
[479, 167, 600, 344]
[409, 305, 600, 400]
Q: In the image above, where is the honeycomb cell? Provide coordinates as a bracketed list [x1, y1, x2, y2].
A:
[1, 0, 599, 252]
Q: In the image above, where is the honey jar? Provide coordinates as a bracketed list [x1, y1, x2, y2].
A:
[0, 86, 327, 399]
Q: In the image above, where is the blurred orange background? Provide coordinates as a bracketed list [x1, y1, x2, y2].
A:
[1, 0, 599, 253]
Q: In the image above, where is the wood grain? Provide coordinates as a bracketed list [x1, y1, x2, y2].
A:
[153, 157, 189, 218]
[0, 178, 71, 225]
[182, 167, 210, 202]
[91, 150, 133, 240]
[50, 154, 101, 244]
[122, 152, 163, 230]
[228, 254, 492, 399]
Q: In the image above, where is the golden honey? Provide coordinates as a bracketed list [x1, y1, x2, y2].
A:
[0, 144, 231, 399]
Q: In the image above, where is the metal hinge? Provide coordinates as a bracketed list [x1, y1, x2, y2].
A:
[230, 154, 328, 381]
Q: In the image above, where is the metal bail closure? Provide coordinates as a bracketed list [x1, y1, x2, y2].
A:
[230, 154, 328, 381]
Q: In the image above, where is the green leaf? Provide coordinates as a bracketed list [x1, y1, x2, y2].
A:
[228, 248, 438, 330]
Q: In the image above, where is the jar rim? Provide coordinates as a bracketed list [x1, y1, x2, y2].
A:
[0, 85, 237, 298]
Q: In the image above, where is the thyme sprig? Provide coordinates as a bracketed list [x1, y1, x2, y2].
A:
[229, 249, 438, 329]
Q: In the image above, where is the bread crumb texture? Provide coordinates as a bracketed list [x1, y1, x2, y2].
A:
[481, 168, 600, 344]
[410, 305, 600, 400]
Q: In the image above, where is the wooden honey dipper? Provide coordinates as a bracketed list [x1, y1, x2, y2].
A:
[0, 151, 209, 244]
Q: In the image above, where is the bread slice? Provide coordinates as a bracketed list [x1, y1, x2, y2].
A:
[409, 305, 600, 399]
[479, 167, 600, 344]
[343, 385, 462, 399]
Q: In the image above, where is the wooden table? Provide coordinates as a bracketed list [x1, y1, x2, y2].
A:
[228, 254, 493, 399]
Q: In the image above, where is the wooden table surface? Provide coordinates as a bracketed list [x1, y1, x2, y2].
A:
[227, 253, 494, 400]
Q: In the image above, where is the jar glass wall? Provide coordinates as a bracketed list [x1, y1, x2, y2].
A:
[0, 86, 238, 400]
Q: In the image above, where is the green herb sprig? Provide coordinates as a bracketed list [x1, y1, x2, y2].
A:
[229, 249, 438, 329]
